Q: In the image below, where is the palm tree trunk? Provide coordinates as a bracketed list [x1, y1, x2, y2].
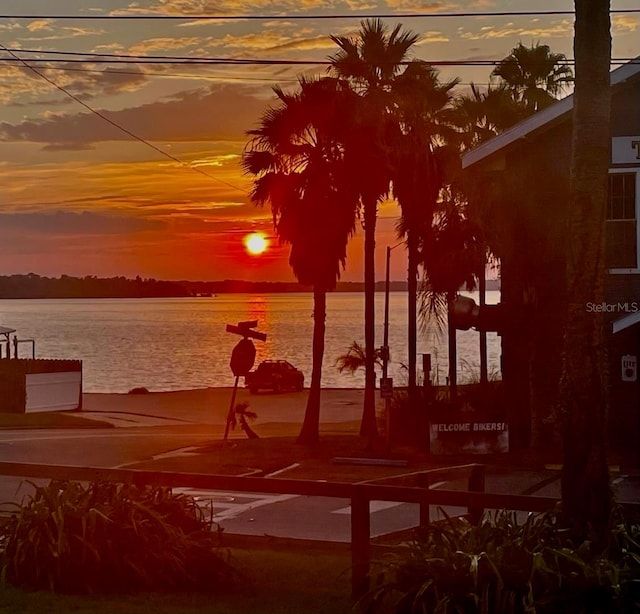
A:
[478, 261, 488, 388]
[407, 231, 418, 402]
[559, 0, 612, 540]
[447, 291, 457, 401]
[297, 286, 327, 445]
[360, 197, 379, 442]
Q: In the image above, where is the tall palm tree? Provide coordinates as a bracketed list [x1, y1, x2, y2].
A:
[559, 0, 612, 541]
[329, 19, 420, 443]
[390, 61, 459, 402]
[491, 42, 573, 113]
[242, 77, 359, 445]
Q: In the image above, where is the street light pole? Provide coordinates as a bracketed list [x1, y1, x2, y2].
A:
[382, 243, 403, 451]
[382, 245, 391, 381]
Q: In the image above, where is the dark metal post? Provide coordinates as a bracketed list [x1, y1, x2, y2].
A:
[479, 258, 488, 388]
[383, 246, 391, 450]
[382, 245, 391, 381]
[467, 464, 486, 524]
[418, 472, 431, 528]
[223, 376, 240, 441]
[350, 492, 370, 598]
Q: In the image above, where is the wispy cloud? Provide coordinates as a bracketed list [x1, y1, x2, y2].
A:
[0, 83, 269, 147]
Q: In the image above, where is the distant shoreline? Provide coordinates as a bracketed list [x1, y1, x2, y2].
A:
[0, 274, 500, 299]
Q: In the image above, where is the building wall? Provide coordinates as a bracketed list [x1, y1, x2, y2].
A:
[0, 359, 82, 413]
[468, 74, 640, 459]
[606, 325, 640, 467]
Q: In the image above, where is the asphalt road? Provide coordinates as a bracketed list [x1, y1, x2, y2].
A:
[0, 423, 556, 540]
[0, 388, 638, 541]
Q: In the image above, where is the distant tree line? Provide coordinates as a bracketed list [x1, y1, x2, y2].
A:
[0, 274, 188, 299]
[0, 274, 427, 298]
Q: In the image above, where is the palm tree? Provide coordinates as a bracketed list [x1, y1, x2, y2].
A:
[452, 82, 526, 151]
[559, 0, 612, 541]
[491, 42, 573, 113]
[336, 341, 384, 376]
[329, 19, 420, 443]
[391, 61, 459, 403]
[456, 46, 573, 450]
[419, 193, 485, 399]
[242, 77, 359, 445]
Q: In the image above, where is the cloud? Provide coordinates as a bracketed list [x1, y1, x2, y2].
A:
[384, 1, 457, 11]
[0, 210, 165, 235]
[459, 19, 573, 42]
[212, 30, 331, 53]
[0, 62, 148, 108]
[17, 26, 106, 42]
[0, 83, 270, 148]
[612, 15, 639, 35]
[128, 36, 209, 55]
[26, 20, 54, 33]
[116, 0, 341, 14]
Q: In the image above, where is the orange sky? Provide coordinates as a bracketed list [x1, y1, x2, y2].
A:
[0, 2, 638, 282]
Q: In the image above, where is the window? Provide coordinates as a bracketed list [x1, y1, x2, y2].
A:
[607, 172, 637, 269]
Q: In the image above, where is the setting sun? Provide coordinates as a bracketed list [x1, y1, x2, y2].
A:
[244, 232, 268, 255]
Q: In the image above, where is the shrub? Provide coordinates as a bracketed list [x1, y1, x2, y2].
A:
[360, 509, 640, 614]
[128, 386, 150, 394]
[0, 480, 235, 594]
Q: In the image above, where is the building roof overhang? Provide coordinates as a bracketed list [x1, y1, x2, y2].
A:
[613, 310, 640, 334]
[461, 57, 640, 170]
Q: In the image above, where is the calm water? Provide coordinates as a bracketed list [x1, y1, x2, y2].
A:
[0, 292, 501, 393]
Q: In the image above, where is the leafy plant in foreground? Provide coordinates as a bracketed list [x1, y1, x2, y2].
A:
[0, 480, 235, 594]
[359, 509, 640, 614]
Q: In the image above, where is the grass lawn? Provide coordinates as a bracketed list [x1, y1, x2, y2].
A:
[0, 545, 355, 614]
[0, 412, 112, 430]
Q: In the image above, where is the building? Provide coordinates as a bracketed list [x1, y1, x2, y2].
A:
[461, 57, 640, 467]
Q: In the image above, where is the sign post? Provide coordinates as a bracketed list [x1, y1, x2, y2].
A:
[224, 321, 266, 441]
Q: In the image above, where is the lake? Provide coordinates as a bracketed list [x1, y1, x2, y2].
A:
[0, 292, 501, 393]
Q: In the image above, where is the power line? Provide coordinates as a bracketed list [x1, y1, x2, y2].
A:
[0, 56, 327, 66]
[0, 9, 638, 20]
[4, 63, 294, 83]
[2, 48, 638, 68]
[5, 48, 639, 67]
[2, 63, 508, 87]
[0, 43, 248, 196]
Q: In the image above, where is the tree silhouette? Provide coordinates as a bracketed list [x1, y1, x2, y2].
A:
[391, 61, 459, 403]
[329, 19, 420, 444]
[419, 194, 485, 398]
[243, 77, 359, 445]
[491, 42, 573, 113]
[559, 0, 612, 540]
[452, 82, 526, 151]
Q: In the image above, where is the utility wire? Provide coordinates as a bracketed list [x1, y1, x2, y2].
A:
[4, 63, 503, 87]
[1, 56, 636, 68]
[0, 9, 638, 19]
[4, 63, 294, 82]
[1, 48, 637, 68]
[0, 44, 248, 196]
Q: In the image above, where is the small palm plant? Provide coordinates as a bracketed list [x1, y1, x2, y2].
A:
[234, 402, 259, 439]
[336, 341, 384, 380]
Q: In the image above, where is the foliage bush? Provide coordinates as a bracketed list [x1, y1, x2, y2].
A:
[0, 480, 235, 594]
[360, 509, 640, 614]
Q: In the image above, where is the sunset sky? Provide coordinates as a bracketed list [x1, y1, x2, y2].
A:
[0, 1, 638, 282]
